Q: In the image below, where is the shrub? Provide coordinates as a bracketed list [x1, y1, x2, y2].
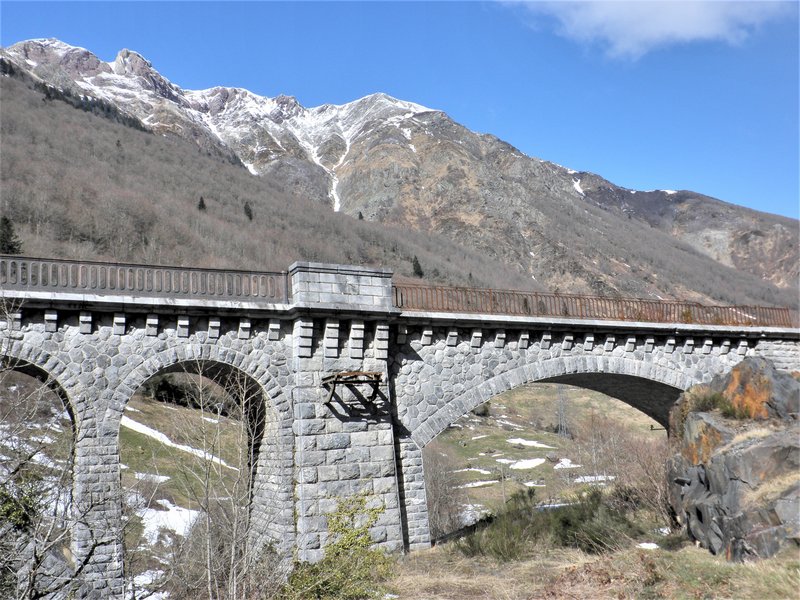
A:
[456, 489, 645, 561]
[284, 494, 391, 599]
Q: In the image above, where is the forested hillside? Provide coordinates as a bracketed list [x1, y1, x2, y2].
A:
[0, 73, 533, 289]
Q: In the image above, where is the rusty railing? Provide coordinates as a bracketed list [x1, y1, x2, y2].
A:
[392, 283, 797, 328]
[0, 256, 290, 304]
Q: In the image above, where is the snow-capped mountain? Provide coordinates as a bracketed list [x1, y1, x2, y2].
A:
[2, 38, 797, 304]
[4, 38, 435, 211]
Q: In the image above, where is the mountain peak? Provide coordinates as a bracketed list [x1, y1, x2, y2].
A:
[112, 48, 155, 77]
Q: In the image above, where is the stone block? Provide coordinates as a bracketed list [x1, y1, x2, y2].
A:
[518, 331, 530, 349]
[177, 315, 190, 338]
[79, 311, 92, 334]
[318, 433, 351, 451]
[44, 310, 58, 333]
[495, 330, 506, 349]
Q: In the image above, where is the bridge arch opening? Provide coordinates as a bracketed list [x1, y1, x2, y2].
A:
[118, 358, 289, 596]
[419, 380, 672, 542]
[0, 358, 77, 594]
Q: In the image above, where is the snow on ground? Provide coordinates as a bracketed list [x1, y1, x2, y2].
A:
[120, 416, 239, 471]
[524, 481, 546, 487]
[495, 418, 524, 430]
[471, 434, 488, 441]
[637, 542, 659, 550]
[134, 472, 170, 484]
[506, 438, 555, 449]
[553, 458, 582, 469]
[572, 178, 585, 196]
[509, 458, 546, 470]
[573, 474, 615, 484]
[459, 480, 498, 489]
[454, 467, 492, 475]
[137, 499, 199, 545]
[496, 457, 547, 470]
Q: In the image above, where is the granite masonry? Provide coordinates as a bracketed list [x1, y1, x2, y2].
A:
[1, 258, 797, 598]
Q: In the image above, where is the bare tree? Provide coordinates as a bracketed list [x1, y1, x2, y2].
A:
[120, 361, 284, 600]
[422, 447, 469, 541]
[0, 311, 103, 599]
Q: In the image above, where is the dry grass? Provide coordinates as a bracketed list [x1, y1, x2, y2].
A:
[386, 542, 800, 600]
[726, 426, 775, 447]
[741, 471, 800, 510]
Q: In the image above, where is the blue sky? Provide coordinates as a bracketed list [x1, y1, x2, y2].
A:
[2, 1, 798, 218]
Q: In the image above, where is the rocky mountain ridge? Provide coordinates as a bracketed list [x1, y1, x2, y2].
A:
[2, 38, 797, 306]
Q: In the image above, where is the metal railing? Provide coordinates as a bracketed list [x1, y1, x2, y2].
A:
[392, 283, 798, 328]
[0, 256, 290, 304]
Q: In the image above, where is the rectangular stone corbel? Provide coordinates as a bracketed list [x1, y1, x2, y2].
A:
[375, 323, 389, 360]
[644, 337, 655, 353]
[45, 310, 58, 333]
[625, 337, 636, 352]
[604, 335, 615, 352]
[495, 330, 506, 349]
[5, 311, 21, 331]
[561, 333, 573, 351]
[268, 319, 281, 341]
[540, 332, 552, 350]
[702, 339, 713, 355]
[208, 317, 221, 339]
[684, 338, 695, 354]
[79, 311, 92, 334]
[583, 334, 595, 351]
[146, 314, 159, 337]
[446, 329, 458, 347]
[349, 320, 365, 359]
[720, 340, 731, 355]
[295, 318, 314, 359]
[737, 340, 749, 355]
[518, 331, 530, 350]
[396, 325, 409, 345]
[238, 318, 251, 340]
[112, 313, 126, 336]
[324, 319, 340, 358]
[420, 327, 433, 346]
[471, 329, 483, 350]
[177, 315, 190, 338]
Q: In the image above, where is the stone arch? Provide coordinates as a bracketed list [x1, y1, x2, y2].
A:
[0, 340, 86, 592]
[412, 355, 696, 449]
[109, 343, 295, 555]
[0, 339, 77, 419]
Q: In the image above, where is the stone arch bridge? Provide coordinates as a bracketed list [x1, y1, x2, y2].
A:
[1, 256, 797, 596]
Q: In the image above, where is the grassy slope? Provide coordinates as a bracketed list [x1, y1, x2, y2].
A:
[403, 382, 799, 599]
[428, 383, 664, 511]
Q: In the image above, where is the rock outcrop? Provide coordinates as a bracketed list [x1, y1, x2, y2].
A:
[668, 357, 800, 561]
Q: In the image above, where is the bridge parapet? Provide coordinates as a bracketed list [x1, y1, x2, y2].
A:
[392, 283, 798, 328]
[0, 255, 290, 306]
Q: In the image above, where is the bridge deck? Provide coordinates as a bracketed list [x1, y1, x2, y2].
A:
[1, 255, 796, 328]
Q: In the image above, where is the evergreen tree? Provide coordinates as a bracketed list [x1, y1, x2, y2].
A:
[244, 201, 253, 221]
[198, 196, 207, 211]
[357, 211, 364, 220]
[0, 216, 22, 254]
[412, 255, 424, 278]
